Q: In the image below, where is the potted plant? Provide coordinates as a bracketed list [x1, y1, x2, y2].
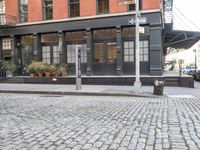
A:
[2, 61, 17, 77]
[27, 62, 38, 77]
[37, 62, 45, 77]
[43, 63, 51, 78]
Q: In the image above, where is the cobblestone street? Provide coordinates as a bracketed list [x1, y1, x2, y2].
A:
[1, 94, 200, 150]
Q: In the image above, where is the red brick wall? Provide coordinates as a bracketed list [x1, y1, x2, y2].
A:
[110, 0, 128, 14]
[80, 0, 96, 17]
[53, 0, 68, 19]
[28, 0, 43, 22]
[142, 0, 161, 10]
[5, 0, 19, 23]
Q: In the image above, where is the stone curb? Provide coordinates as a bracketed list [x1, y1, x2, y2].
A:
[0, 90, 163, 98]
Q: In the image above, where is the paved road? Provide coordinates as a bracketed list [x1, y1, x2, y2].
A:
[1, 94, 200, 150]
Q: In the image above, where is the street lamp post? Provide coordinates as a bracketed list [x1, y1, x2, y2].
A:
[133, 0, 142, 94]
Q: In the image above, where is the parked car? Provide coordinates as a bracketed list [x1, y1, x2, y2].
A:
[182, 66, 196, 75]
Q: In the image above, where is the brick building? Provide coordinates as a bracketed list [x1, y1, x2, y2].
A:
[0, 0, 165, 76]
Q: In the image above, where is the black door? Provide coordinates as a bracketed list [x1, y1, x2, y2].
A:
[94, 42, 117, 75]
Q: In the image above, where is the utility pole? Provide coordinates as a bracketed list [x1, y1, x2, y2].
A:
[133, 0, 142, 94]
[194, 49, 197, 76]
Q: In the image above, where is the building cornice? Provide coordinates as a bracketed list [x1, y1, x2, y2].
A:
[16, 9, 161, 27]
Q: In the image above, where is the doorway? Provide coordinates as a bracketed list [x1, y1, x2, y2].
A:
[94, 42, 117, 75]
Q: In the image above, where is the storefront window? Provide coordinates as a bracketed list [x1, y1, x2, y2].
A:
[42, 46, 51, 64]
[93, 29, 116, 39]
[97, 0, 109, 14]
[66, 31, 86, 41]
[53, 46, 59, 64]
[140, 40, 149, 61]
[94, 43, 104, 63]
[124, 41, 134, 62]
[69, 0, 80, 17]
[2, 38, 11, 50]
[41, 33, 58, 43]
[21, 35, 33, 45]
[67, 44, 87, 63]
[107, 43, 117, 63]
[21, 35, 34, 67]
[123, 26, 149, 37]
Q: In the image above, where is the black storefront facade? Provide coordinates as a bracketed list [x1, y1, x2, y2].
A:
[0, 10, 163, 76]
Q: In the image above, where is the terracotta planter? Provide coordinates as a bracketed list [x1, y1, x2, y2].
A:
[45, 72, 50, 78]
[61, 70, 67, 77]
[38, 72, 43, 77]
[30, 73, 35, 77]
[54, 72, 59, 78]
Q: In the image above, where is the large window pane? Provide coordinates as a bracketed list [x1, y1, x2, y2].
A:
[41, 33, 58, 43]
[53, 46, 59, 64]
[124, 41, 134, 62]
[107, 43, 117, 63]
[139, 40, 149, 61]
[67, 44, 87, 63]
[69, 0, 80, 17]
[66, 31, 86, 41]
[42, 46, 51, 64]
[93, 29, 116, 39]
[94, 43, 104, 63]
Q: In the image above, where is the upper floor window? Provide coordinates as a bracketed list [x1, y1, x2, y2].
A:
[69, 0, 80, 17]
[43, 0, 53, 20]
[128, 0, 142, 11]
[0, 0, 5, 14]
[0, 0, 5, 24]
[97, 0, 109, 14]
[20, 0, 28, 23]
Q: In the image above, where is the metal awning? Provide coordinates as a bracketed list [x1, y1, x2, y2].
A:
[163, 25, 200, 50]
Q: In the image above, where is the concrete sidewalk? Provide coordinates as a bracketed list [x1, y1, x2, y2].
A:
[0, 83, 199, 98]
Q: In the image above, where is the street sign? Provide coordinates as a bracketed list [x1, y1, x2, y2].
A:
[128, 17, 147, 25]
[139, 26, 145, 33]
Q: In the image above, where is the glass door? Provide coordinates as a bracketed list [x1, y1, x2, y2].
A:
[94, 42, 117, 75]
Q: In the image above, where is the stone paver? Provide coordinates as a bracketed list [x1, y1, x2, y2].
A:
[1, 93, 200, 149]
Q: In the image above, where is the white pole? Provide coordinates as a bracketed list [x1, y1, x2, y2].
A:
[133, 0, 142, 94]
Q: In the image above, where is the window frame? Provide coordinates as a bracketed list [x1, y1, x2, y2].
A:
[97, 0, 109, 15]
[43, 0, 53, 20]
[2, 37, 11, 50]
[19, 0, 28, 23]
[68, 0, 80, 18]
[128, 0, 142, 11]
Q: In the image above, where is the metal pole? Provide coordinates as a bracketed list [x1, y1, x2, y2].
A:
[76, 45, 81, 90]
[194, 49, 197, 76]
[133, 0, 142, 94]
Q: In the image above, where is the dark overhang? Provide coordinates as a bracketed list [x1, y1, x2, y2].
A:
[163, 24, 200, 49]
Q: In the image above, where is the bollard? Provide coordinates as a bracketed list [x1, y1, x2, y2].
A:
[153, 80, 164, 95]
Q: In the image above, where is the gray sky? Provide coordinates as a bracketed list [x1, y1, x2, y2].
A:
[173, 0, 200, 31]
